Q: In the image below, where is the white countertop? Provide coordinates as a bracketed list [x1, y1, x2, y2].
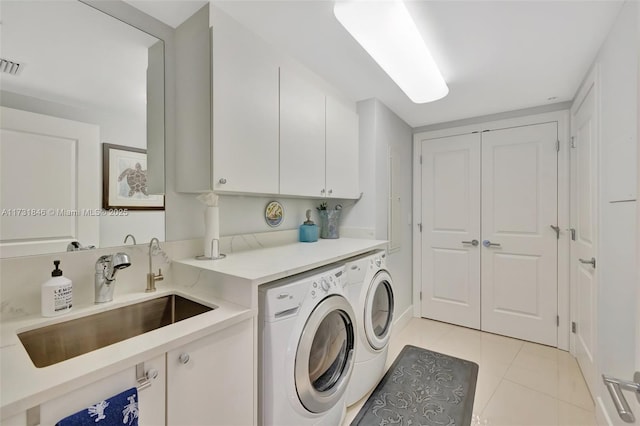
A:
[176, 238, 387, 284]
[1, 237, 386, 419]
[0, 287, 253, 419]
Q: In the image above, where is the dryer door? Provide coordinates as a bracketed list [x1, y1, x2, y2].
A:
[295, 295, 356, 413]
[365, 270, 394, 350]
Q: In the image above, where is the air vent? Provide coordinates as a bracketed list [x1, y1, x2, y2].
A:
[0, 59, 21, 75]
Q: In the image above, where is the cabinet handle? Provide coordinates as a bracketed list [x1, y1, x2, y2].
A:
[219, 178, 227, 184]
[146, 368, 159, 380]
[179, 353, 190, 364]
[328, 189, 333, 195]
[320, 189, 326, 195]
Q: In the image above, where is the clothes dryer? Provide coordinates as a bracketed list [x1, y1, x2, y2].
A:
[259, 264, 356, 426]
[343, 250, 394, 406]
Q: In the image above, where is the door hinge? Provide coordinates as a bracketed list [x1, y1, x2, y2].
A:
[570, 136, 576, 148]
[572, 322, 577, 333]
[419, 155, 422, 165]
[417, 223, 422, 232]
[556, 140, 560, 152]
[557, 315, 560, 326]
[420, 291, 422, 301]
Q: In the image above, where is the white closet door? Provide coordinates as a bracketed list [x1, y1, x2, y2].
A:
[480, 123, 558, 346]
[420, 133, 481, 329]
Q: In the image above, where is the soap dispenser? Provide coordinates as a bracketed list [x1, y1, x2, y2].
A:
[299, 209, 319, 242]
[41, 260, 73, 317]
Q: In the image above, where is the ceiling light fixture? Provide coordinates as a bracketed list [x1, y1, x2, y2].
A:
[334, 0, 448, 104]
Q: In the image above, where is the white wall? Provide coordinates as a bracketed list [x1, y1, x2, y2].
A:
[582, 1, 638, 423]
[342, 98, 413, 321]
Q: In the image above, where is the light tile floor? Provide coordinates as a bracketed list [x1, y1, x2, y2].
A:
[344, 318, 596, 426]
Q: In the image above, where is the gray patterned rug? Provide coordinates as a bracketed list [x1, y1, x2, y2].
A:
[351, 345, 478, 426]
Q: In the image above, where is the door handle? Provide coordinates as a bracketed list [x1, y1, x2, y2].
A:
[579, 257, 596, 268]
[602, 373, 640, 423]
[482, 240, 501, 248]
[462, 239, 479, 247]
[550, 225, 560, 239]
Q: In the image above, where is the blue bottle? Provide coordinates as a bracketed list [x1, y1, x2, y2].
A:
[299, 209, 319, 242]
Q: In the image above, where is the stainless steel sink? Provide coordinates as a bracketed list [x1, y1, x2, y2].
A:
[18, 295, 215, 368]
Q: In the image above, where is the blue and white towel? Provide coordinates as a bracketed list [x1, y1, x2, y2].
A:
[56, 387, 139, 426]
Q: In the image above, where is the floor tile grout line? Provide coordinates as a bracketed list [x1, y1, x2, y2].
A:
[478, 376, 507, 419]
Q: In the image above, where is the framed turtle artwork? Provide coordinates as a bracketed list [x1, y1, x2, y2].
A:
[102, 143, 164, 210]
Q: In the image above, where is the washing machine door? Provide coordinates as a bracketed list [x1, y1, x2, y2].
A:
[295, 295, 356, 413]
[364, 270, 394, 350]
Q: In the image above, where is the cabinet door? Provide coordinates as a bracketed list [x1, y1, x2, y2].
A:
[167, 319, 254, 426]
[280, 67, 326, 197]
[212, 10, 280, 194]
[39, 354, 165, 426]
[326, 96, 359, 199]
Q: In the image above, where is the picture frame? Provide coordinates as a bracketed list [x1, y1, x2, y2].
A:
[102, 143, 164, 210]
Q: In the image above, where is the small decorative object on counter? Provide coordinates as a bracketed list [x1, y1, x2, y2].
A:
[318, 203, 342, 239]
[299, 209, 319, 242]
[41, 260, 73, 317]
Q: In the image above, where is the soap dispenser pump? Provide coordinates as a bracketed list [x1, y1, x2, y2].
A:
[299, 209, 319, 242]
[41, 260, 73, 317]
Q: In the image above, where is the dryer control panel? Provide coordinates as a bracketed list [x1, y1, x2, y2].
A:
[260, 265, 346, 320]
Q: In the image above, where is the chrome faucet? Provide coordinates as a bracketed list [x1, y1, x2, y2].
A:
[95, 252, 131, 303]
[146, 238, 164, 292]
[123, 234, 137, 245]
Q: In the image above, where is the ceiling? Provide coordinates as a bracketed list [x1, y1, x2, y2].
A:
[209, 0, 623, 128]
[124, 0, 207, 29]
[0, 1, 158, 116]
[13, 1, 621, 129]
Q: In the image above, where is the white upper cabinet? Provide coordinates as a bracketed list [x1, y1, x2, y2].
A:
[178, 7, 359, 197]
[326, 96, 359, 199]
[212, 9, 280, 194]
[279, 69, 360, 199]
[279, 66, 327, 197]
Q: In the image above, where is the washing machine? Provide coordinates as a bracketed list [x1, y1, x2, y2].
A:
[343, 249, 394, 406]
[259, 264, 356, 426]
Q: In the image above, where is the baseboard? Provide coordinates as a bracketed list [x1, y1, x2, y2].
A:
[393, 304, 413, 334]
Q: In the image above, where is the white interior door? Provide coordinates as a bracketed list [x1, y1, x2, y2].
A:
[420, 133, 481, 329]
[571, 79, 598, 398]
[0, 107, 99, 257]
[480, 123, 558, 346]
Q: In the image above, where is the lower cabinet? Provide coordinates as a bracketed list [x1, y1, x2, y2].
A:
[39, 354, 166, 426]
[5, 319, 255, 426]
[167, 319, 254, 425]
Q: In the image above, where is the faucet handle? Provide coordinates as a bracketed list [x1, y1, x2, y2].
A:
[156, 268, 164, 281]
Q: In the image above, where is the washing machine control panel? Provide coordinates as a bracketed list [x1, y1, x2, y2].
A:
[310, 269, 344, 299]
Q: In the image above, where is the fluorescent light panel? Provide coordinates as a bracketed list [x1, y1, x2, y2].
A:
[334, 0, 448, 104]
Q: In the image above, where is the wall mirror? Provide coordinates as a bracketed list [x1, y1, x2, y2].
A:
[0, 0, 166, 258]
